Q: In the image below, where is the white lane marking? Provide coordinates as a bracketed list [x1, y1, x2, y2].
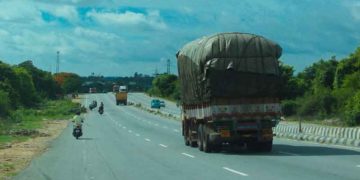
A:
[128, 130, 132, 133]
[159, 144, 168, 148]
[155, 124, 159, 126]
[145, 138, 151, 142]
[118, 124, 122, 127]
[223, 167, 249, 177]
[162, 126, 168, 129]
[278, 151, 299, 156]
[181, 153, 195, 158]
[123, 126, 127, 129]
[357, 165, 360, 168]
[136, 134, 140, 137]
[173, 129, 180, 132]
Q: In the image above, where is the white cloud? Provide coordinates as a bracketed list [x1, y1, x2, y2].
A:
[74, 27, 121, 40]
[53, 5, 79, 23]
[87, 10, 167, 30]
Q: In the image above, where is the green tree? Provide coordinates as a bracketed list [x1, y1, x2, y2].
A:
[13, 67, 39, 106]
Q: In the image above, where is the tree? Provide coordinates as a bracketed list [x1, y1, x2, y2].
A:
[18, 60, 58, 99]
[13, 67, 39, 106]
[54, 72, 82, 94]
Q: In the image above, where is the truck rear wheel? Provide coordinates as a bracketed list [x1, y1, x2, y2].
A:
[184, 136, 190, 146]
[202, 127, 212, 153]
[197, 125, 203, 151]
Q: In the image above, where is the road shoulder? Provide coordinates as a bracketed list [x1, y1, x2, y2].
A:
[0, 120, 68, 179]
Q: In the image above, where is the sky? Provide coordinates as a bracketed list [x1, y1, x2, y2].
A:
[0, 0, 359, 76]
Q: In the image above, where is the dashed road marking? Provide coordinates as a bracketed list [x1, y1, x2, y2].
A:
[123, 127, 127, 129]
[162, 126, 168, 129]
[128, 130, 132, 133]
[278, 151, 299, 156]
[159, 144, 168, 148]
[223, 167, 249, 177]
[145, 138, 151, 142]
[181, 153, 195, 158]
[136, 134, 140, 137]
[155, 124, 159, 126]
[173, 129, 180, 132]
[357, 165, 360, 168]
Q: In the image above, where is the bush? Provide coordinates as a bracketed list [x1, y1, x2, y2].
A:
[0, 90, 10, 117]
[344, 91, 360, 126]
[281, 100, 298, 116]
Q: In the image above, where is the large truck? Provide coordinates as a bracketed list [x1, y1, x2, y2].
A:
[115, 86, 128, 105]
[176, 32, 282, 153]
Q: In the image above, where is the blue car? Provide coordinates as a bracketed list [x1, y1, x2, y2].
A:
[151, 99, 161, 109]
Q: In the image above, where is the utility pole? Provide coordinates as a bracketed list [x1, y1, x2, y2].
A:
[56, 51, 60, 73]
[167, 59, 170, 74]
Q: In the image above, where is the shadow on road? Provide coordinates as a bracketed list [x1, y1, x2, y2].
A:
[217, 144, 360, 156]
[78, 137, 94, 140]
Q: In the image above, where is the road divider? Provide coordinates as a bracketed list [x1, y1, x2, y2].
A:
[273, 122, 360, 148]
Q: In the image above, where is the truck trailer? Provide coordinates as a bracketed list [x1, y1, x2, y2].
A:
[176, 32, 282, 153]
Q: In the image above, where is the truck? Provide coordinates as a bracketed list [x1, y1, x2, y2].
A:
[89, 87, 97, 93]
[176, 32, 282, 153]
[115, 86, 127, 105]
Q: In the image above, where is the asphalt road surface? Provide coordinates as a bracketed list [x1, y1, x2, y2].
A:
[14, 93, 360, 180]
[128, 92, 180, 117]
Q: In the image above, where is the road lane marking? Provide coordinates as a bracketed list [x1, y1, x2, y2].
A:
[223, 167, 249, 177]
[136, 134, 140, 137]
[181, 153, 195, 158]
[159, 144, 168, 148]
[123, 127, 126, 129]
[128, 130, 132, 133]
[155, 124, 159, 126]
[357, 165, 360, 168]
[145, 138, 151, 142]
[162, 126, 168, 129]
[173, 129, 180, 132]
[278, 151, 299, 156]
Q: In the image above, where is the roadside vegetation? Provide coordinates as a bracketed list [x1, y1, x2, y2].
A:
[0, 60, 82, 147]
[149, 47, 360, 126]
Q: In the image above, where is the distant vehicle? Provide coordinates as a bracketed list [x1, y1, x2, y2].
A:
[160, 100, 165, 107]
[113, 85, 119, 92]
[151, 99, 161, 109]
[177, 32, 282, 153]
[89, 87, 97, 93]
[115, 85, 127, 105]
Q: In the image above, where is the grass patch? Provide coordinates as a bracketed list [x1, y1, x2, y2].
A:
[0, 135, 29, 147]
[0, 99, 79, 145]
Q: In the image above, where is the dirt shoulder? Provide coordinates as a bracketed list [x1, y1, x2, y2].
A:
[0, 120, 68, 180]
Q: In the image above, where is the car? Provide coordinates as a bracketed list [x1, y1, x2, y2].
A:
[160, 101, 165, 107]
[151, 99, 161, 109]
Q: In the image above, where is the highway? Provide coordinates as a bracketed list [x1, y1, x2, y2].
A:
[14, 93, 360, 180]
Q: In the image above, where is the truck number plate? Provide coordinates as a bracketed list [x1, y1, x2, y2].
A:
[220, 130, 230, 137]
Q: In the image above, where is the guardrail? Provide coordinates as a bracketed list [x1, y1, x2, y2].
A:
[274, 123, 360, 147]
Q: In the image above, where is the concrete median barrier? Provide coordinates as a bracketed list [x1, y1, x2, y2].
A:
[274, 122, 360, 147]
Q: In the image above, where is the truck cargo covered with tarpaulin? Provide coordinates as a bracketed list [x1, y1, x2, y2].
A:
[176, 32, 283, 152]
[176, 32, 282, 105]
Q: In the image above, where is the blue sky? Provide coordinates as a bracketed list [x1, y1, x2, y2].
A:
[0, 0, 359, 76]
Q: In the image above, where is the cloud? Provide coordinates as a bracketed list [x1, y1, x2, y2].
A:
[53, 5, 79, 23]
[87, 9, 167, 30]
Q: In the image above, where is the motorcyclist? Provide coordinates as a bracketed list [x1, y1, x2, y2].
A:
[99, 102, 104, 113]
[72, 111, 84, 134]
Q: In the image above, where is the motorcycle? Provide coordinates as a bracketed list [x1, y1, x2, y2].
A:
[98, 107, 104, 115]
[72, 125, 82, 139]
